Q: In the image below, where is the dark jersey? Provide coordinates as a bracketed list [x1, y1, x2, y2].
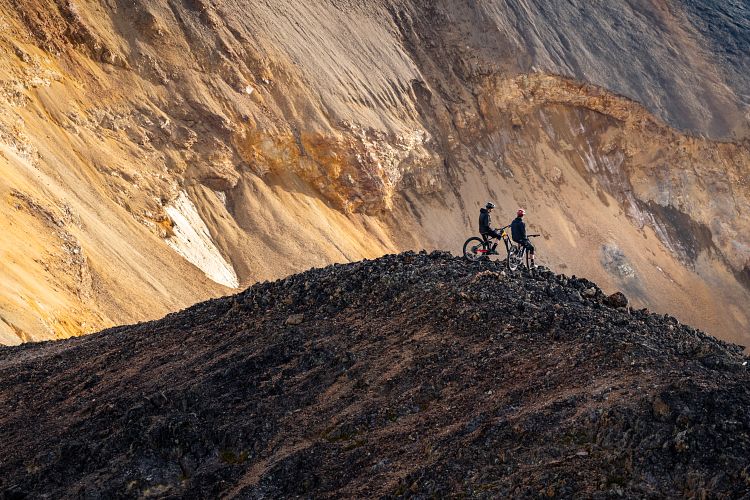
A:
[479, 208, 492, 234]
[510, 216, 526, 242]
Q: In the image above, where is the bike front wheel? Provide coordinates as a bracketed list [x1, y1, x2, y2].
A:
[507, 247, 523, 271]
[463, 237, 486, 262]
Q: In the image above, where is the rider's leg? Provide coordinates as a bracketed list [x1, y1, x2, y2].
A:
[480, 233, 494, 256]
[489, 229, 501, 251]
[526, 241, 536, 266]
[483, 232, 500, 253]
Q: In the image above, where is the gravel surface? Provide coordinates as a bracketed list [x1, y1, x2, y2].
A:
[1, 251, 748, 498]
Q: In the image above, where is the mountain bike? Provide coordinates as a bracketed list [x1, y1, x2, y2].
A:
[463, 229, 540, 271]
[463, 225, 513, 263]
[506, 234, 540, 271]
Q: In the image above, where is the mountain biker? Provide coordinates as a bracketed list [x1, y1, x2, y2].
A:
[479, 202, 502, 254]
[511, 209, 536, 267]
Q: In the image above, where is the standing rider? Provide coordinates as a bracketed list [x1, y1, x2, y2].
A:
[479, 202, 502, 254]
[511, 209, 536, 267]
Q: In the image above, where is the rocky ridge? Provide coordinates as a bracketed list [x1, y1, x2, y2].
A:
[0, 1, 748, 348]
[1, 252, 748, 497]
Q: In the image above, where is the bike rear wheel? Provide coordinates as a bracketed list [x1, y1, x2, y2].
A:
[463, 237, 486, 262]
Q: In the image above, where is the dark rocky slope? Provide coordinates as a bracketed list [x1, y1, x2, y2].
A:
[1, 252, 748, 498]
[2, 1, 749, 344]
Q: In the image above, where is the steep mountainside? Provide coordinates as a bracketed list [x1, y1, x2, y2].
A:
[1, 253, 748, 497]
[0, 1, 748, 344]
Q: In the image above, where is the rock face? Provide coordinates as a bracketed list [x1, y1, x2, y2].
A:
[0, 1, 748, 345]
[0, 252, 748, 497]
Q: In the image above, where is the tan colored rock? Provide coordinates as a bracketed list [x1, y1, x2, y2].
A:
[285, 314, 304, 326]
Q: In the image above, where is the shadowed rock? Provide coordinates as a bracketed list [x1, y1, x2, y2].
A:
[0, 252, 748, 497]
[604, 291, 629, 309]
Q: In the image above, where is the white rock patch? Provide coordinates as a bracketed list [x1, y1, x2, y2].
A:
[164, 191, 239, 288]
[214, 190, 227, 207]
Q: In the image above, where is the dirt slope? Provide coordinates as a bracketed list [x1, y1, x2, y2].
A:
[0, 252, 748, 497]
[0, 1, 748, 345]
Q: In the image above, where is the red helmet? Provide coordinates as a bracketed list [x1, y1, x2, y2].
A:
[517, 209, 526, 217]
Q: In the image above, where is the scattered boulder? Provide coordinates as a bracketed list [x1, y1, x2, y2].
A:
[582, 287, 597, 298]
[604, 291, 628, 308]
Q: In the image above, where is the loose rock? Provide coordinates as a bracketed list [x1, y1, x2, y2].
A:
[604, 291, 628, 308]
[0, 251, 747, 498]
[285, 313, 305, 325]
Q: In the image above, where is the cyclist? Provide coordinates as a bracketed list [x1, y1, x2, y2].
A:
[479, 202, 502, 254]
[511, 209, 536, 267]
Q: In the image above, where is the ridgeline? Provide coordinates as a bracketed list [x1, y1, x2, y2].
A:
[1, 252, 748, 497]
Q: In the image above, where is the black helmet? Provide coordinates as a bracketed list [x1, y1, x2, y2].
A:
[485, 202, 496, 209]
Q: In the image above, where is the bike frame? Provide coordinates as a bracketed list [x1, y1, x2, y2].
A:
[474, 226, 512, 255]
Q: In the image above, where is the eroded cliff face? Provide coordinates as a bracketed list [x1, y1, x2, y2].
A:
[0, 0, 748, 345]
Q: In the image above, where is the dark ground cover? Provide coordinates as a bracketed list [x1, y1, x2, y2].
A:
[1, 251, 748, 498]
